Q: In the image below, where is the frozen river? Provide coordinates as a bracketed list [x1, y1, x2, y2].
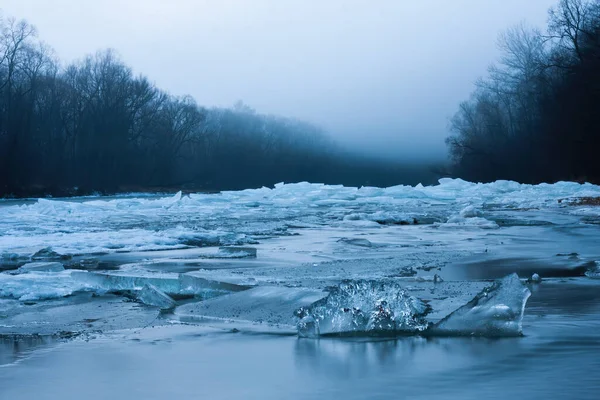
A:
[1, 179, 600, 398]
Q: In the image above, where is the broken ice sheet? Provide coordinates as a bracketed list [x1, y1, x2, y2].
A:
[72, 271, 251, 299]
[71, 271, 182, 294]
[430, 273, 531, 337]
[31, 247, 71, 262]
[0, 269, 251, 303]
[17, 262, 65, 274]
[175, 286, 327, 332]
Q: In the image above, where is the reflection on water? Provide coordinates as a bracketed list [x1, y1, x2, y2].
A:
[294, 336, 527, 391]
[0, 329, 598, 399]
[292, 334, 599, 399]
[0, 335, 58, 367]
[294, 337, 425, 377]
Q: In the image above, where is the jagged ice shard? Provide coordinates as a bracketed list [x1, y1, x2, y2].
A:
[431, 273, 531, 337]
[295, 280, 431, 338]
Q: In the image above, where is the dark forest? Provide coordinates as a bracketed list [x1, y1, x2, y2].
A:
[447, 0, 600, 184]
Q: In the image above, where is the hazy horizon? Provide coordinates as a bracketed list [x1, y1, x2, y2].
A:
[1, 0, 556, 161]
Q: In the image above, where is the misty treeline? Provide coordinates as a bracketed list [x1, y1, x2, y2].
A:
[447, 0, 600, 183]
[0, 15, 434, 197]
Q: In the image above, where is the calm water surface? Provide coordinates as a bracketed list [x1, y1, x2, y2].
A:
[1, 280, 598, 400]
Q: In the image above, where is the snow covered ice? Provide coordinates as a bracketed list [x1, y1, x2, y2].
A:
[2, 179, 600, 260]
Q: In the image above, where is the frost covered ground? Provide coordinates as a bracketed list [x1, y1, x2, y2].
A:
[1, 179, 600, 398]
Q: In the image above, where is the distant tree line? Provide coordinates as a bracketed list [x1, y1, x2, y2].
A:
[447, 0, 600, 183]
[0, 14, 437, 197]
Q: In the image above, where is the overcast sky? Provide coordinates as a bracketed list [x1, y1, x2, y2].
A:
[2, 0, 557, 161]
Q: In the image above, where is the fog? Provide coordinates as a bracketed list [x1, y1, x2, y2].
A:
[2, 0, 556, 161]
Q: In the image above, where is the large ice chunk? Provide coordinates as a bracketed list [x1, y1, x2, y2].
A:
[137, 284, 177, 310]
[31, 247, 71, 262]
[459, 205, 481, 218]
[295, 280, 431, 338]
[444, 205, 498, 229]
[430, 273, 531, 337]
[439, 205, 500, 229]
